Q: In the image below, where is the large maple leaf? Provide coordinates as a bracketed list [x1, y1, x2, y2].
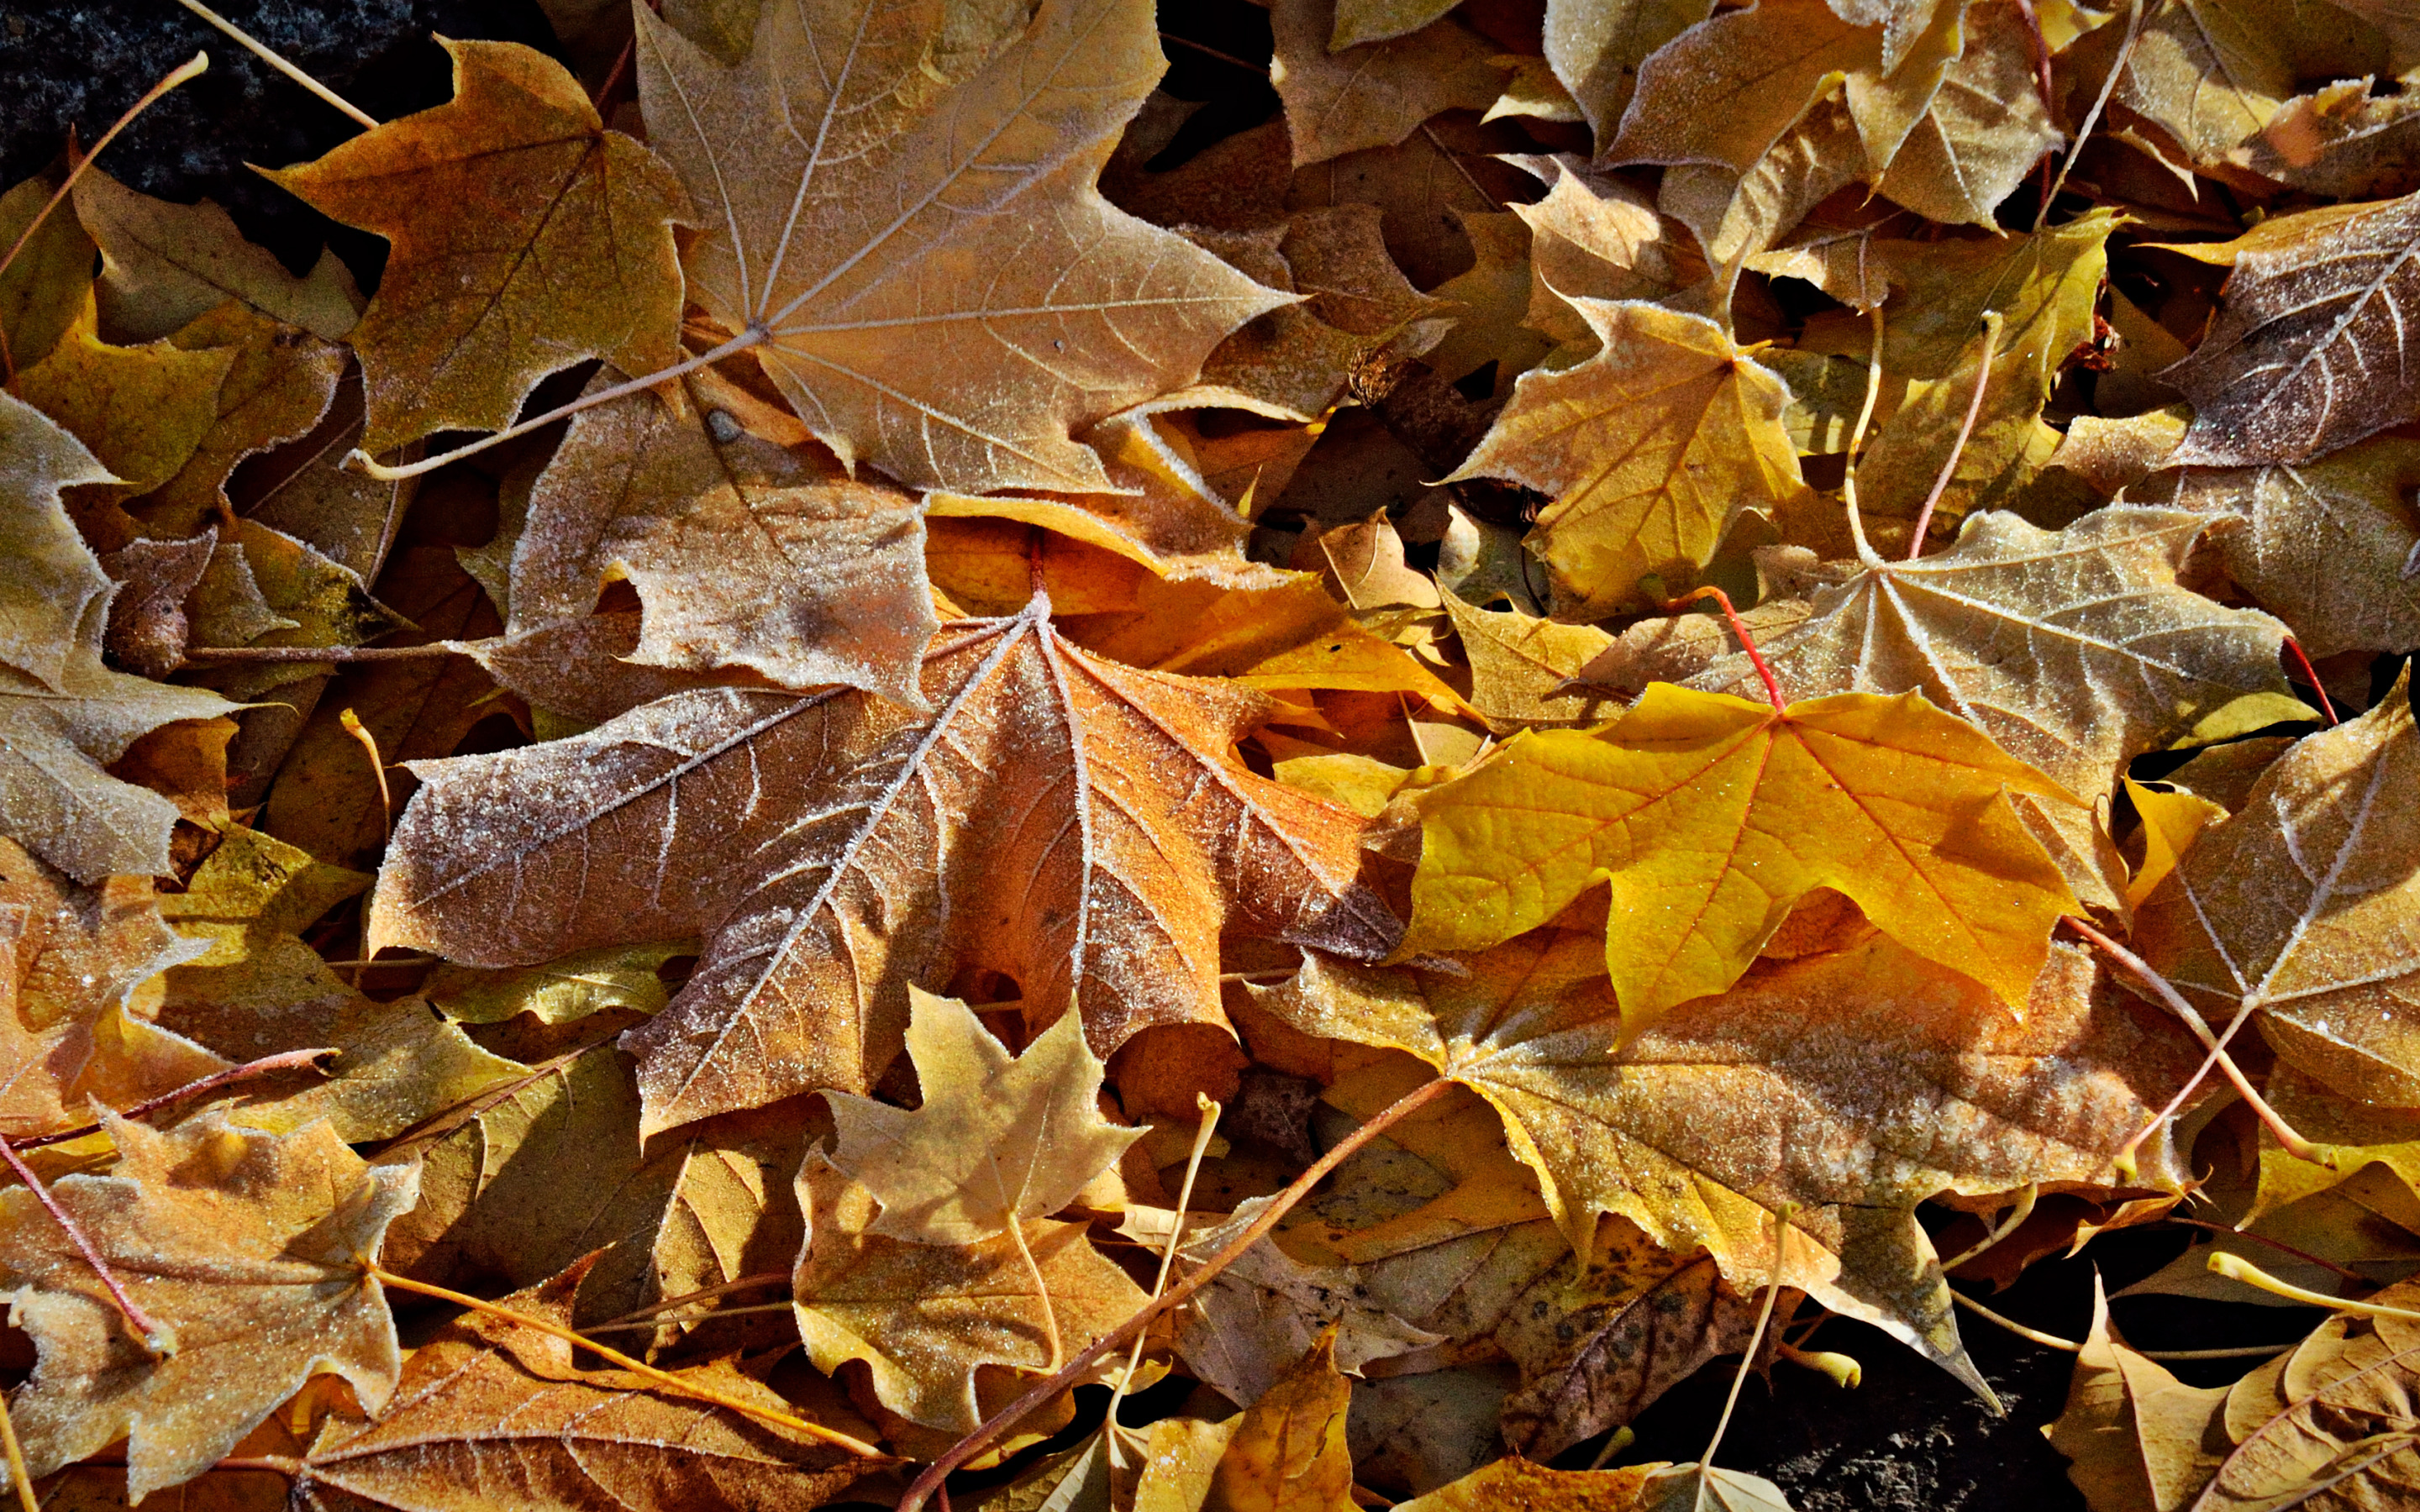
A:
[370, 601, 1400, 1134]
[634, 0, 1292, 495]
[1259, 930, 2198, 1399]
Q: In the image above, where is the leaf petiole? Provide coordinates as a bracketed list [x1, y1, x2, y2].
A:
[11, 1048, 337, 1150]
[1666, 585, 1786, 712]
[1905, 312, 2002, 559]
[172, 0, 376, 129]
[0, 1134, 173, 1355]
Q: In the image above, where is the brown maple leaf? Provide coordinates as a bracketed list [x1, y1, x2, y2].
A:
[371, 601, 1400, 1134]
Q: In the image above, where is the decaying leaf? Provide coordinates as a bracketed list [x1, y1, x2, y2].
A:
[0, 1110, 418, 1499]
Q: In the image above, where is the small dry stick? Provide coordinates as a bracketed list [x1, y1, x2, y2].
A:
[1905, 312, 2003, 559]
[2036, 0, 2144, 234]
[13, 1047, 336, 1150]
[364, 1264, 891, 1459]
[597, 1272, 793, 1328]
[1668, 586, 1786, 713]
[172, 0, 376, 128]
[1106, 1095, 1224, 1468]
[2282, 638, 2339, 726]
[0, 50, 207, 380]
[0, 1383, 37, 1512]
[0, 1134, 172, 1354]
[2065, 916, 2327, 1169]
[895, 1074, 1457, 1511]
[581, 1300, 799, 1335]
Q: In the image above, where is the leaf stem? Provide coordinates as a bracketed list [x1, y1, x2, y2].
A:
[347, 327, 771, 482]
[1107, 1095, 1223, 1467]
[172, 0, 376, 129]
[362, 1264, 891, 1460]
[2035, 0, 2144, 234]
[597, 1272, 794, 1327]
[896, 1074, 1458, 1511]
[2282, 638, 2338, 726]
[1702, 1204, 1794, 1468]
[1668, 586, 1786, 712]
[2164, 1216, 2370, 1284]
[1940, 1184, 2038, 1272]
[12, 1047, 337, 1150]
[180, 641, 485, 664]
[1951, 1289, 2078, 1352]
[2207, 1253, 2420, 1318]
[1906, 312, 2002, 559]
[1841, 304, 1886, 567]
[989, 1150, 1061, 1372]
[1, 1382, 37, 1512]
[0, 1133, 173, 1354]
[0, 50, 208, 380]
[2064, 916, 2327, 1170]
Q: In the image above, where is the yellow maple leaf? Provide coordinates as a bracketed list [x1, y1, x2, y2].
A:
[1402, 675, 2080, 1019]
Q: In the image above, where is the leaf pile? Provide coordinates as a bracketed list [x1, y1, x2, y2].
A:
[4, 0, 2420, 1508]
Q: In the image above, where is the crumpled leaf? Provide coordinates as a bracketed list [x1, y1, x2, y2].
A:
[2165, 189, 2420, 466]
[1259, 930, 2198, 1397]
[0, 396, 234, 882]
[134, 302, 347, 535]
[371, 601, 1399, 1135]
[97, 528, 214, 679]
[1129, 1329, 1359, 1512]
[508, 369, 936, 701]
[1448, 298, 1813, 618]
[15, 291, 237, 502]
[2135, 665, 2420, 1105]
[0, 1110, 419, 1500]
[1440, 587, 1619, 731]
[1403, 681, 2078, 1018]
[288, 1258, 876, 1511]
[267, 38, 693, 452]
[1270, 0, 1507, 166]
[1504, 155, 1704, 355]
[427, 942, 688, 1026]
[635, 0, 1290, 494]
[1394, 1457, 1659, 1510]
[790, 1156, 1148, 1432]
[0, 167, 97, 371]
[826, 987, 1142, 1245]
[1544, 0, 1717, 145]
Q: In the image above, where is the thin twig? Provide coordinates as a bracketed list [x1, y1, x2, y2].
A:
[173, 0, 376, 128]
[580, 1300, 799, 1334]
[13, 1048, 336, 1150]
[896, 1075, 1458, 1511]
[0, 1134, 172, 1353]
[1952, 1289, 2080, 1352]
[2037, 0, 2145, 233]
[2282, 638, 2338, 726]
[2065, 916, 2327, 1168]
[2163, 1217, 2370, 1284]
[1702, 1205, 1794, 1467]
[597, 1272, 793, 1327]
[1669, 586, 1786, 712]
[349, 327, 771, 481]
[1159, 30, 1267, 75]
[0, 51, 208, 381]
[366, 1265, 892, 1459]
[1906, 312, 2002, 559]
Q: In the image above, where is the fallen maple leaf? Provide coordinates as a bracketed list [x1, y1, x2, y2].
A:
[1270, 0, 1507, 167]
[1402, 678, 2079, 1018]
[71, 164, 361, 344]
[268, 38, 694, 453]
[825, 987, 1142, 1247]
[0, 1110, 418, 1499]
[370, 601, 1399, 1134]
[1448, 298, 1812, 617]
[1259, 929, 2196, 1394]
[2134, 666, 2420, 1106]
[634, 0, 1291, 494]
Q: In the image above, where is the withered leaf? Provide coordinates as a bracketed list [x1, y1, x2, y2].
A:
[0, 1110, 418, 1500]
[371, 601, 1399, 1135]
[635, 0, 1289, 494]
[1270, 0, 1507, 167]
[1260, 931, 2197, 1396]
[268, 39, 694, 452]
[71, 165, 361, 344]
